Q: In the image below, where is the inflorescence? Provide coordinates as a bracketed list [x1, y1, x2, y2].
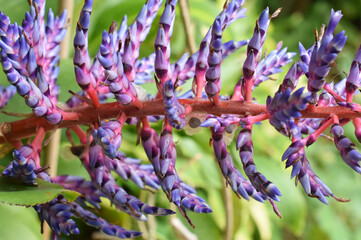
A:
[0, 0, 360, 238]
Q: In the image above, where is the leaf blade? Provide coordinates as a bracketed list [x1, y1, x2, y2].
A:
[0, 176, 81, 206]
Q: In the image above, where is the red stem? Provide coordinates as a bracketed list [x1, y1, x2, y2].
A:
[196, 72, 206, 98]
[353, 118, 361, 141]
[323, 83, 345, 102]
[61, 111, 80, 121]
[71, 125, 87, 145]
[141, 117, 150, 128]
[117, 112, 127, 128]
[245, 113, 270, 125]
[86, 85, 101, 109]
[1, 99, 361, 144]
[231, 83, 244, 101]
[346, 92, 354, 103]
[211, 93, 221, 106]
[31, 127, 46, 167]
[163, 118, 173, 133]
[32, 127, 46, 150]
[244, 76, 254, 103]
[304, 115, 339, 145]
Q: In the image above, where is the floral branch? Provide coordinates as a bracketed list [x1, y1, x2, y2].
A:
[0, 0, 361, 239]
[1, 100, 361, 144]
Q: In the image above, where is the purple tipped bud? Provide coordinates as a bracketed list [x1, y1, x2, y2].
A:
[329, 31, 347, 53]
[36, 67, 48, 94]
[155, 48, 168, 80]
[73, 48, 85, 66]
[47, 113, 63, 125]
[208, 52, 221, 67]
[27, 48, 37, 75]
[200, 118, 219, 128]
[346, 63, 360, 94]
[282, 141, 304, 161]
[248, 30, 261, 54]
[326, 9, 343, 36]
[205, 82, 218, 97]
[236, 128, 252, 149]
[74, 30, 86, 47]
[74, 66, 90, 88]
[115, 94, 132, 105]
[331, 124, 344, 137]
[243, 52, 255, 78]
[163, 80, 174, 98]
[114, 190, 127, 204]
[79, 12, 91, 30]
[98, 54, 113, 69]
[258, 7, 270, 33]
[159, 4, 172, 32]
[16, 80, 31, 96]
[155, 26, 167, 49]
[299, 172, 311, 194]
[34, 106, 47, 117]
[205, 67, 220, 82]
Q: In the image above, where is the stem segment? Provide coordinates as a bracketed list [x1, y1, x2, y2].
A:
[1, 99, 361, 144]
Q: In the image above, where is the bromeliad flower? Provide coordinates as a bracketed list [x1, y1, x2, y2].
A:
[1, 0, 361, 239]
[267, 87, 312, 139]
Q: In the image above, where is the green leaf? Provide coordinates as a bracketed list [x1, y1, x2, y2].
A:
[0, 176, 80, 206]
[0, 204, 41, 240]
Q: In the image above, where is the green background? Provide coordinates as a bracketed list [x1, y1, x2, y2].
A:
[0, 0, 360, 239]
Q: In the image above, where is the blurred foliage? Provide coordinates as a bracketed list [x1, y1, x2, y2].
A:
[0, 0, 360, 239]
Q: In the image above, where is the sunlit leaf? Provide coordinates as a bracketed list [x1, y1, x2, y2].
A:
[0, 176, 80, 206]
[0, 204, 41, 240]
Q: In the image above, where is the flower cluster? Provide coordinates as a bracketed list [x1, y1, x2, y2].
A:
[0, 0, 361, 239]
[0, 84, 15, 109]
[0, 1, 66, 124]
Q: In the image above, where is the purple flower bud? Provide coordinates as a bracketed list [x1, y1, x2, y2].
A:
[74, 30, 86, 48]
[155, 47, 168, 81]
[205, 82, 218, 97]
[3, 145, 38, 184]
[98, 54, 113, 69]
[248, 30, 261, 55]
[346, 59, 360, 95]
[307, 9, 346, 94]
[326, 9, 343, 36]
[74, 66, 90, 88]
[243, 51, 255, 79]
[154, 26, 167, 50]
[0, 84, 16, 109]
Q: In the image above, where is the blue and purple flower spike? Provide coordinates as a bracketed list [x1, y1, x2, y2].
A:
[141, 119, 212, 225]
[3, 145, 38, 185]
[0, 1, 66, 124]
[162, 80, 186, 129]
[331, 124, 361, 174]
[305, 9, 347, 102]
[267, 87, 312, 139]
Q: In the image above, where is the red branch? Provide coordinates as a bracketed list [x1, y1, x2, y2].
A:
[1, 99, 361, 144]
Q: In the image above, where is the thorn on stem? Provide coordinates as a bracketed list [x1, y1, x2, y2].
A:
[109, 21, 117, 34]
[270, 8, 282, 19]
[177, 206, 195, 228]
